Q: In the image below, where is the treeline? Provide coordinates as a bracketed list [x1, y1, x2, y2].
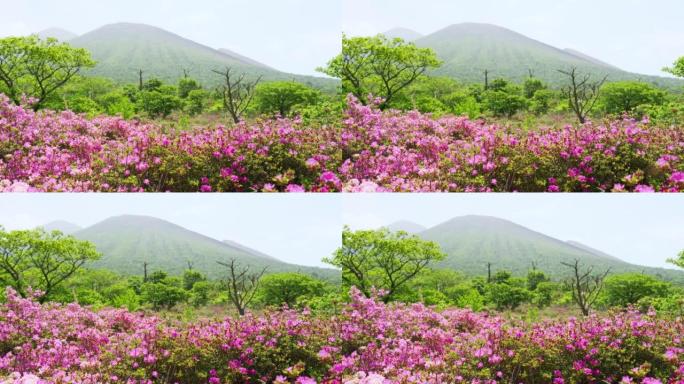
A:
[323, 34, 684, 126]
[4, 34, 684, 127]
[1, 226, 684, 318]
[0, 35, 343, 125]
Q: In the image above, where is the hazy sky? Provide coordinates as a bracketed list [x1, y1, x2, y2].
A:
[0, 194, 682, 270]
[0, 0, 341, 76]
[343, 0, 684, 77]
[342, 194, 684, 269]
[0, 194, 343, 268]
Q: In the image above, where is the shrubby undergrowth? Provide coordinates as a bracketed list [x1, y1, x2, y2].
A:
[2, 287, 684, 384]
[1, 93, 683, 192]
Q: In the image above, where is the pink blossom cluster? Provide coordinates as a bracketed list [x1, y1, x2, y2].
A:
[1, 93, 683, 192]
[0, 94, 342, 192]
[340, 96, 684, 192]
[2, 287, 684, 384]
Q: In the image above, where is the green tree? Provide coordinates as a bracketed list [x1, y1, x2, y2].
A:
[663, 57, 684, 78]
[254, 81, 321, 117]
[668, 250, 684, 269]
[182, 269, 206, 290]
[603, 273, 671, 307]
[257, 272, 326, 307]
[141, 282, 188, 310]
[523, 77, 546, 98]
[184, 89, 209, 116]
[137, 84, 182, 118]
[600, 81, 666, 115]
[0, 36, 95, 110]
[177, 77, 202, 98]
[486, 283, 530, 310]
[320, 35, 441, 109]
[532, 281, 560, 308]
[189, 281, 211, 308]
[527, 269, 550, 291]
[0, 227, 100, 302]
[483, 89, 528, 117]
[324, 227, 445, 302]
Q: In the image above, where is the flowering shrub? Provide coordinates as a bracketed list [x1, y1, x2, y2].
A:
[1, 93, 683, 192]
[0, 94, 341, 192]
[2, 287, 684, 383]
[340, 96, 684, 192]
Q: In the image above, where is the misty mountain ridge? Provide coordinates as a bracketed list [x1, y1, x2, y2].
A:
[382, 23, 682, 89]
[39, 215, 338, 281]
[384, 215, 684, 283]
[32, 23, 337, 91]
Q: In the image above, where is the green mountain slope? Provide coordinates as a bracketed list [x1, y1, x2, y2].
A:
[40, 220, 82, 235]
[415, 215, 684, 283]
[68, 23, 338, 91]
[385, 220, 427, 234]
[36, 27, 78, 41]
[382, 28, 424, 42]
[412, 23, 683, 89]
[72, 215, 339, 281]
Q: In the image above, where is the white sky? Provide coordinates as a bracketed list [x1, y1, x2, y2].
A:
[343, 0, 684, 77]
[0, 0, 341, 76]
[0, 194, 682, 270]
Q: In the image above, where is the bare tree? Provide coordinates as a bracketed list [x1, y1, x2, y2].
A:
[486, 262, 493, 283]
[561, 259, 610, 316]
[483, 69, 489, 90]
[558, 67, 607, 124]
[217, 259, 267, 316]
[143, 261, 149, 282]
[212, 67, 262, 124]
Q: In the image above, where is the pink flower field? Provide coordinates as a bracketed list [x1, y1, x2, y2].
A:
[1, 94, 683, 192]
[2, 287, 684, 384]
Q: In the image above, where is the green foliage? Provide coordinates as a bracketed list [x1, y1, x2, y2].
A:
[137, 84, 182, 118]
[141, 280, 188, 310]
[602, 273, 671, 307]
[527, 269, 550, 291]
[532, 281, 561, 308]
[0, 227, 100, 302]
[529, 89, 555, 115]
[182, 269, 206, 290]
[523, 77, 546, 98]
[482, 88, 528, 117]
[177, 77, 202, 99]
[0, 35, 95, 109]
[663, 56, 684, 78]
[486, 282, 530, 310]
[184, 89, 210, 116]
[99, 91, 136, 118]
[320, 34, 441, 109]
[325, 227, 445, 302]
[600, 81, 666, 115]
[254, 81, 321, 117]
[189, 281, 211, 308]
[257, 272, 326, 308]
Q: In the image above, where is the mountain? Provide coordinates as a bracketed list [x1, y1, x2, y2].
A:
[36, 27, 77, 41]
[563, 48, 619, 70]
[413, 23, 683, 89]
[382, 27, 423, 42]
[72, 215, 339, 281]
[222, 239, 278, 261]
[217, 48, 273, 70]
[385, 220, 427, 234]
[40, 220, 82, 235]
[413, 215, 684, 283]
[68, 23, 337, 91]
[565, 240, 623, 262]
